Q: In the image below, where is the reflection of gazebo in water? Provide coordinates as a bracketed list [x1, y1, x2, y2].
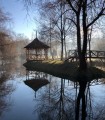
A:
[26, 70, 48, 80]
[24, 79, 49, 97]
[24, 37, 50, 61]
[24, 70, 49, 97]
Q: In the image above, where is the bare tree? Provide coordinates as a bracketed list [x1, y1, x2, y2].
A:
[38, 0, 75, 60]
[21, 0, 105, 69]
[0, 8, 11, 29]
[66, 0, 105, 70]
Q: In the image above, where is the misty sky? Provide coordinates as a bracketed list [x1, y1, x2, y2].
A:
[0, 0, 38, 39]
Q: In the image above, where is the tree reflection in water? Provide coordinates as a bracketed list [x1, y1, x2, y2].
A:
[0, 73, 14, 116]
[33, 77, 75, 120]
[0, 62, 24, 117]
[27, 71, 105, 120]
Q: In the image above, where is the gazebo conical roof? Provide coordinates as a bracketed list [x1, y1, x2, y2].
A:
[24, 38, 50, 49]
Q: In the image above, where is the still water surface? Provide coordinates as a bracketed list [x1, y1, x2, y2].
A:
[0, 64, 105, 120]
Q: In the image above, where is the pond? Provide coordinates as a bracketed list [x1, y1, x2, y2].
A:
[0, 63, 105, 120]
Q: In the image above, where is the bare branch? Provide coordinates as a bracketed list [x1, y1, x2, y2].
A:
[66, 17, 77, 26]
[87, 8, 105, 28]
[66, 0, 77, 13]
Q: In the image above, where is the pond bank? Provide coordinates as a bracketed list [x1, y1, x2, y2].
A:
[23, 60, 105, 82]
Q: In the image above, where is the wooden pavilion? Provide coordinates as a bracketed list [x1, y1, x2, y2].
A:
[24, 37, 50, 61]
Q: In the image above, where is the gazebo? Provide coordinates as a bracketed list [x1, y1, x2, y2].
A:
[24, 37, 50, 61]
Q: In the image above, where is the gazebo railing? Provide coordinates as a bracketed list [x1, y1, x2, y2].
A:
[26, 54, 48, 61]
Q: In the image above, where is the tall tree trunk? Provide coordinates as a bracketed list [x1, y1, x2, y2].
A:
[77, 0, 88, 71]
[60, 0, 63, 60]
[64, 31, 67, 58]
[76, 14, 83, 70]
[79, 55, 87, 70]
[61, 29, 64, 60]
[81, 0, 88, 70]
[75, 81, 87, 120]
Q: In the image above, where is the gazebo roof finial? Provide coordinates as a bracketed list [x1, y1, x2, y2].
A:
[36, 31, 37, 38]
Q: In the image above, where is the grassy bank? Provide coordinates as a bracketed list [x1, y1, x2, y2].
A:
[23, 60, 105, 82]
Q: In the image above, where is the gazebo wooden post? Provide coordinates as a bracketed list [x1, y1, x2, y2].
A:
[33, 49, 36, 60]
[46, 49, 48, 60]
[36, 49, 37, 60]
[27, 49, 29, 61]
[43, 49, 45, 60]
[37, 49, 39, 60]
[44, 49, 48, 60]
[26, 49, 27, 61]
[41, 49, 42, 59]
[41, 49, 44, 59]
[29, 49, 30, 60]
